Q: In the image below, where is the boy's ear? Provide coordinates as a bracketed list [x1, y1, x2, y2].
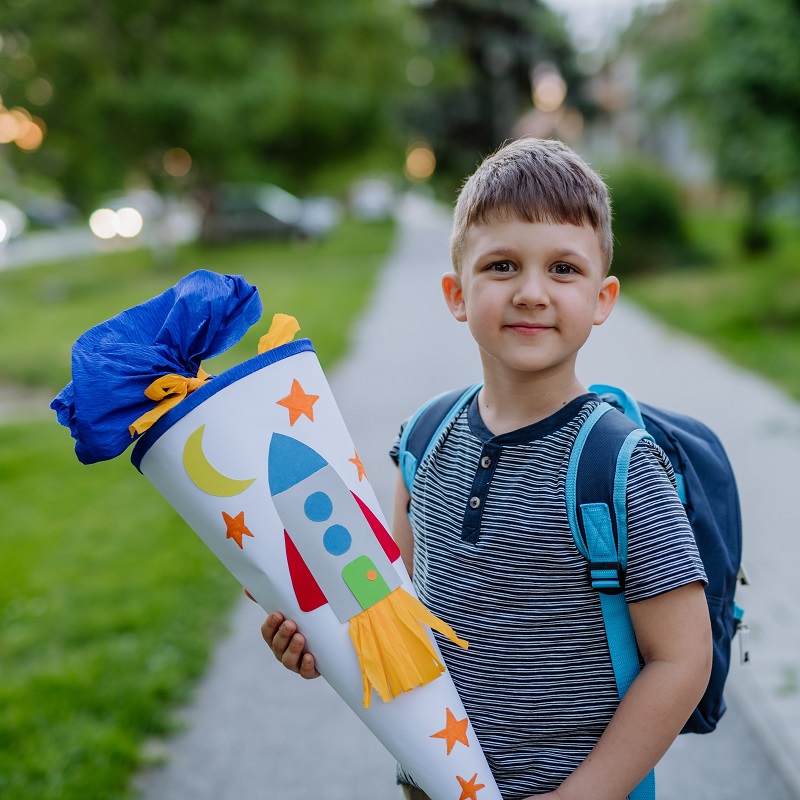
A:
[593, 275, 620, 326]
[442, 272, 467, 322]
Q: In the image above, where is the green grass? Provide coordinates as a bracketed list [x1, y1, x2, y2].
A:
[623, 210, 800, 401]
[0, 218, 395, 800]
[0, 425, 232, 798]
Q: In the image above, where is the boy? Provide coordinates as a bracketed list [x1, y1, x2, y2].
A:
[262, 137, 712, 799]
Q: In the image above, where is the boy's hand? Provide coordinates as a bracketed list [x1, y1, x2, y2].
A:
[261, 611, 320, 679]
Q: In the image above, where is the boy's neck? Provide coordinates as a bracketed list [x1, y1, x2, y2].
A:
[477, 368, 588, 436]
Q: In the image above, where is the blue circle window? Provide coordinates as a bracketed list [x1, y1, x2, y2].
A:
[304, 491, 333, 522]
[323, 524, 352, 556]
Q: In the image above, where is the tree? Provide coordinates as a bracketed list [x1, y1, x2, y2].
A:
[401, 0, 585, 194]
[0, 0, 412, 209]
[631, 0, 800, 250]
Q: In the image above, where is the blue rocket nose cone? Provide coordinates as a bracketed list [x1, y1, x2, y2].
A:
[268, 433, 328, 496]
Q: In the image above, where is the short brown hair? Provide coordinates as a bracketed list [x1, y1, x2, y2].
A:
[450, 137, 613, 274]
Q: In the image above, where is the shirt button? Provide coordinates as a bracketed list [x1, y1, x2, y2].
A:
[480, 455, 492, 469]
[469, 496, 481, 509]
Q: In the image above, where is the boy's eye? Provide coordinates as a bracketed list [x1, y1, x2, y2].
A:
[551, 263, 576, 275]
[489, 260, 515, 273]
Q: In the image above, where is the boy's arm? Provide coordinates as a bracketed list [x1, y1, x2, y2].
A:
[535, 580, 712, 800]
[391, 468, 415, 577]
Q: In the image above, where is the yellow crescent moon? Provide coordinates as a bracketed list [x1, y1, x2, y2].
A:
[182, 425, 256, 497]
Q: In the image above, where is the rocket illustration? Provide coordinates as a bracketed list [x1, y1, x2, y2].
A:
[268, 432, 467, 708]
[268, 432, 403, 623]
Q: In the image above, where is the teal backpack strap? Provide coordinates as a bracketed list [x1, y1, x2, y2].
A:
[567, 402, 657, 800]
[589, 383, 646, 428]
[590, 383, 687, 505]
[398, 383, 482, 495]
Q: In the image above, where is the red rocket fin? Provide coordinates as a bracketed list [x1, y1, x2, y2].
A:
[352, 492, 402, 562]
[284, 531, 328, 611]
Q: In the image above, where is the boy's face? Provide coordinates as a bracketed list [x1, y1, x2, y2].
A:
[442, 218, 619, 382]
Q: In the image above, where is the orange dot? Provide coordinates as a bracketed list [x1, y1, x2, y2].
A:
[366, 570, 377, 581]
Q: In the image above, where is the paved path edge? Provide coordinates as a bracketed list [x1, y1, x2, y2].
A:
[729, 668, 800, 798]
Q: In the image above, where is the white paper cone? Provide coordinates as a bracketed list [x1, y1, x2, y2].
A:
[131, 339, 502, 800]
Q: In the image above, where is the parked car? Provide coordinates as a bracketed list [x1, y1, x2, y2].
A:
[199, 183, 341, 245]
[22, 196, 79, 229]
[348, 178, 396, 221]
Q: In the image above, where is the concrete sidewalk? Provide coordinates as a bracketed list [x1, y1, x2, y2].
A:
[135, 193, 800, 799]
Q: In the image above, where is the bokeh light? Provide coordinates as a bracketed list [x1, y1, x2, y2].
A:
[0, 105, 46, 150]
[89, 208, 117, 239]
[26, 77, 53, 106]
[531, 63, 567, 114]
[89, 209, 118, 240]
[404, 142, 436, 181]
[533, 72, 567, 113]
[163, 147, 192, 177]
[0, 110, 20, 143]
[89, 207, 144, 240]
[0, 219, 8, 245]
[115, 207, 144, 238]
[15, 115, 45, 151]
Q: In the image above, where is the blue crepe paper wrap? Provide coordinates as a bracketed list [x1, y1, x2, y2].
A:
[51, 269, 263, 465]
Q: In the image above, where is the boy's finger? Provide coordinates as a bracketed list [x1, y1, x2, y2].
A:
[298, 652, 320, 680]
[243, 587, 257, 603]
[270, 620, 299, 662]
[281, 630, 306, 672]
[261, 612, 285, 647]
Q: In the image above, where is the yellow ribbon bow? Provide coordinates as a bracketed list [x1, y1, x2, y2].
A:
[128, 313, 299, 438]
[129, 367, 211, 437]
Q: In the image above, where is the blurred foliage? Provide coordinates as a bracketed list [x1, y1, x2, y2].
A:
[0, 0, 413, 210]
[400, 0, 586, 197]
[627, 0, 800, 252]
[604, 159, 694, 276]
[626, 209, 800, 400]
[0, 0, 593, 210]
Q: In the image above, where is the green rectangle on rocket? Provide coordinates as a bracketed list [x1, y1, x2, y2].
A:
[342, 555, 392, 610]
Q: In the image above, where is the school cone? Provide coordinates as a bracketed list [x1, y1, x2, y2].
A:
[52, 271, 502, 800]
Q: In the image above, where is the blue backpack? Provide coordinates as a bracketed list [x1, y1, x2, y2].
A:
[398, 383, 746, 800]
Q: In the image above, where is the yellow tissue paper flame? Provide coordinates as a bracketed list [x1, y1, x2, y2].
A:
[348, 587, 468, 708]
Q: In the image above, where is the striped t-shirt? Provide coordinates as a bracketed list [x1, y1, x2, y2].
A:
[392, 393, 706, 799]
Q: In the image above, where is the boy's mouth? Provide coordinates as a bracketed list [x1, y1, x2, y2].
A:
[504, 322, 553, 335]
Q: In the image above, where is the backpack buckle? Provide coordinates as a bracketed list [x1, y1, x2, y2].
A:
[588, 561, 626, 595]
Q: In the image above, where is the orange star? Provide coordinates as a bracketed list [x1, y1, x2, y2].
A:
[222, 510, 254, 549]
[349, 450, 367, 481]
[457, 773, 485, 800]
[276, 379, 319, 426]
[430, 707, 470, 754]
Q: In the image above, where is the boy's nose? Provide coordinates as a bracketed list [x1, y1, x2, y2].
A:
[513, 273, 549, 307]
